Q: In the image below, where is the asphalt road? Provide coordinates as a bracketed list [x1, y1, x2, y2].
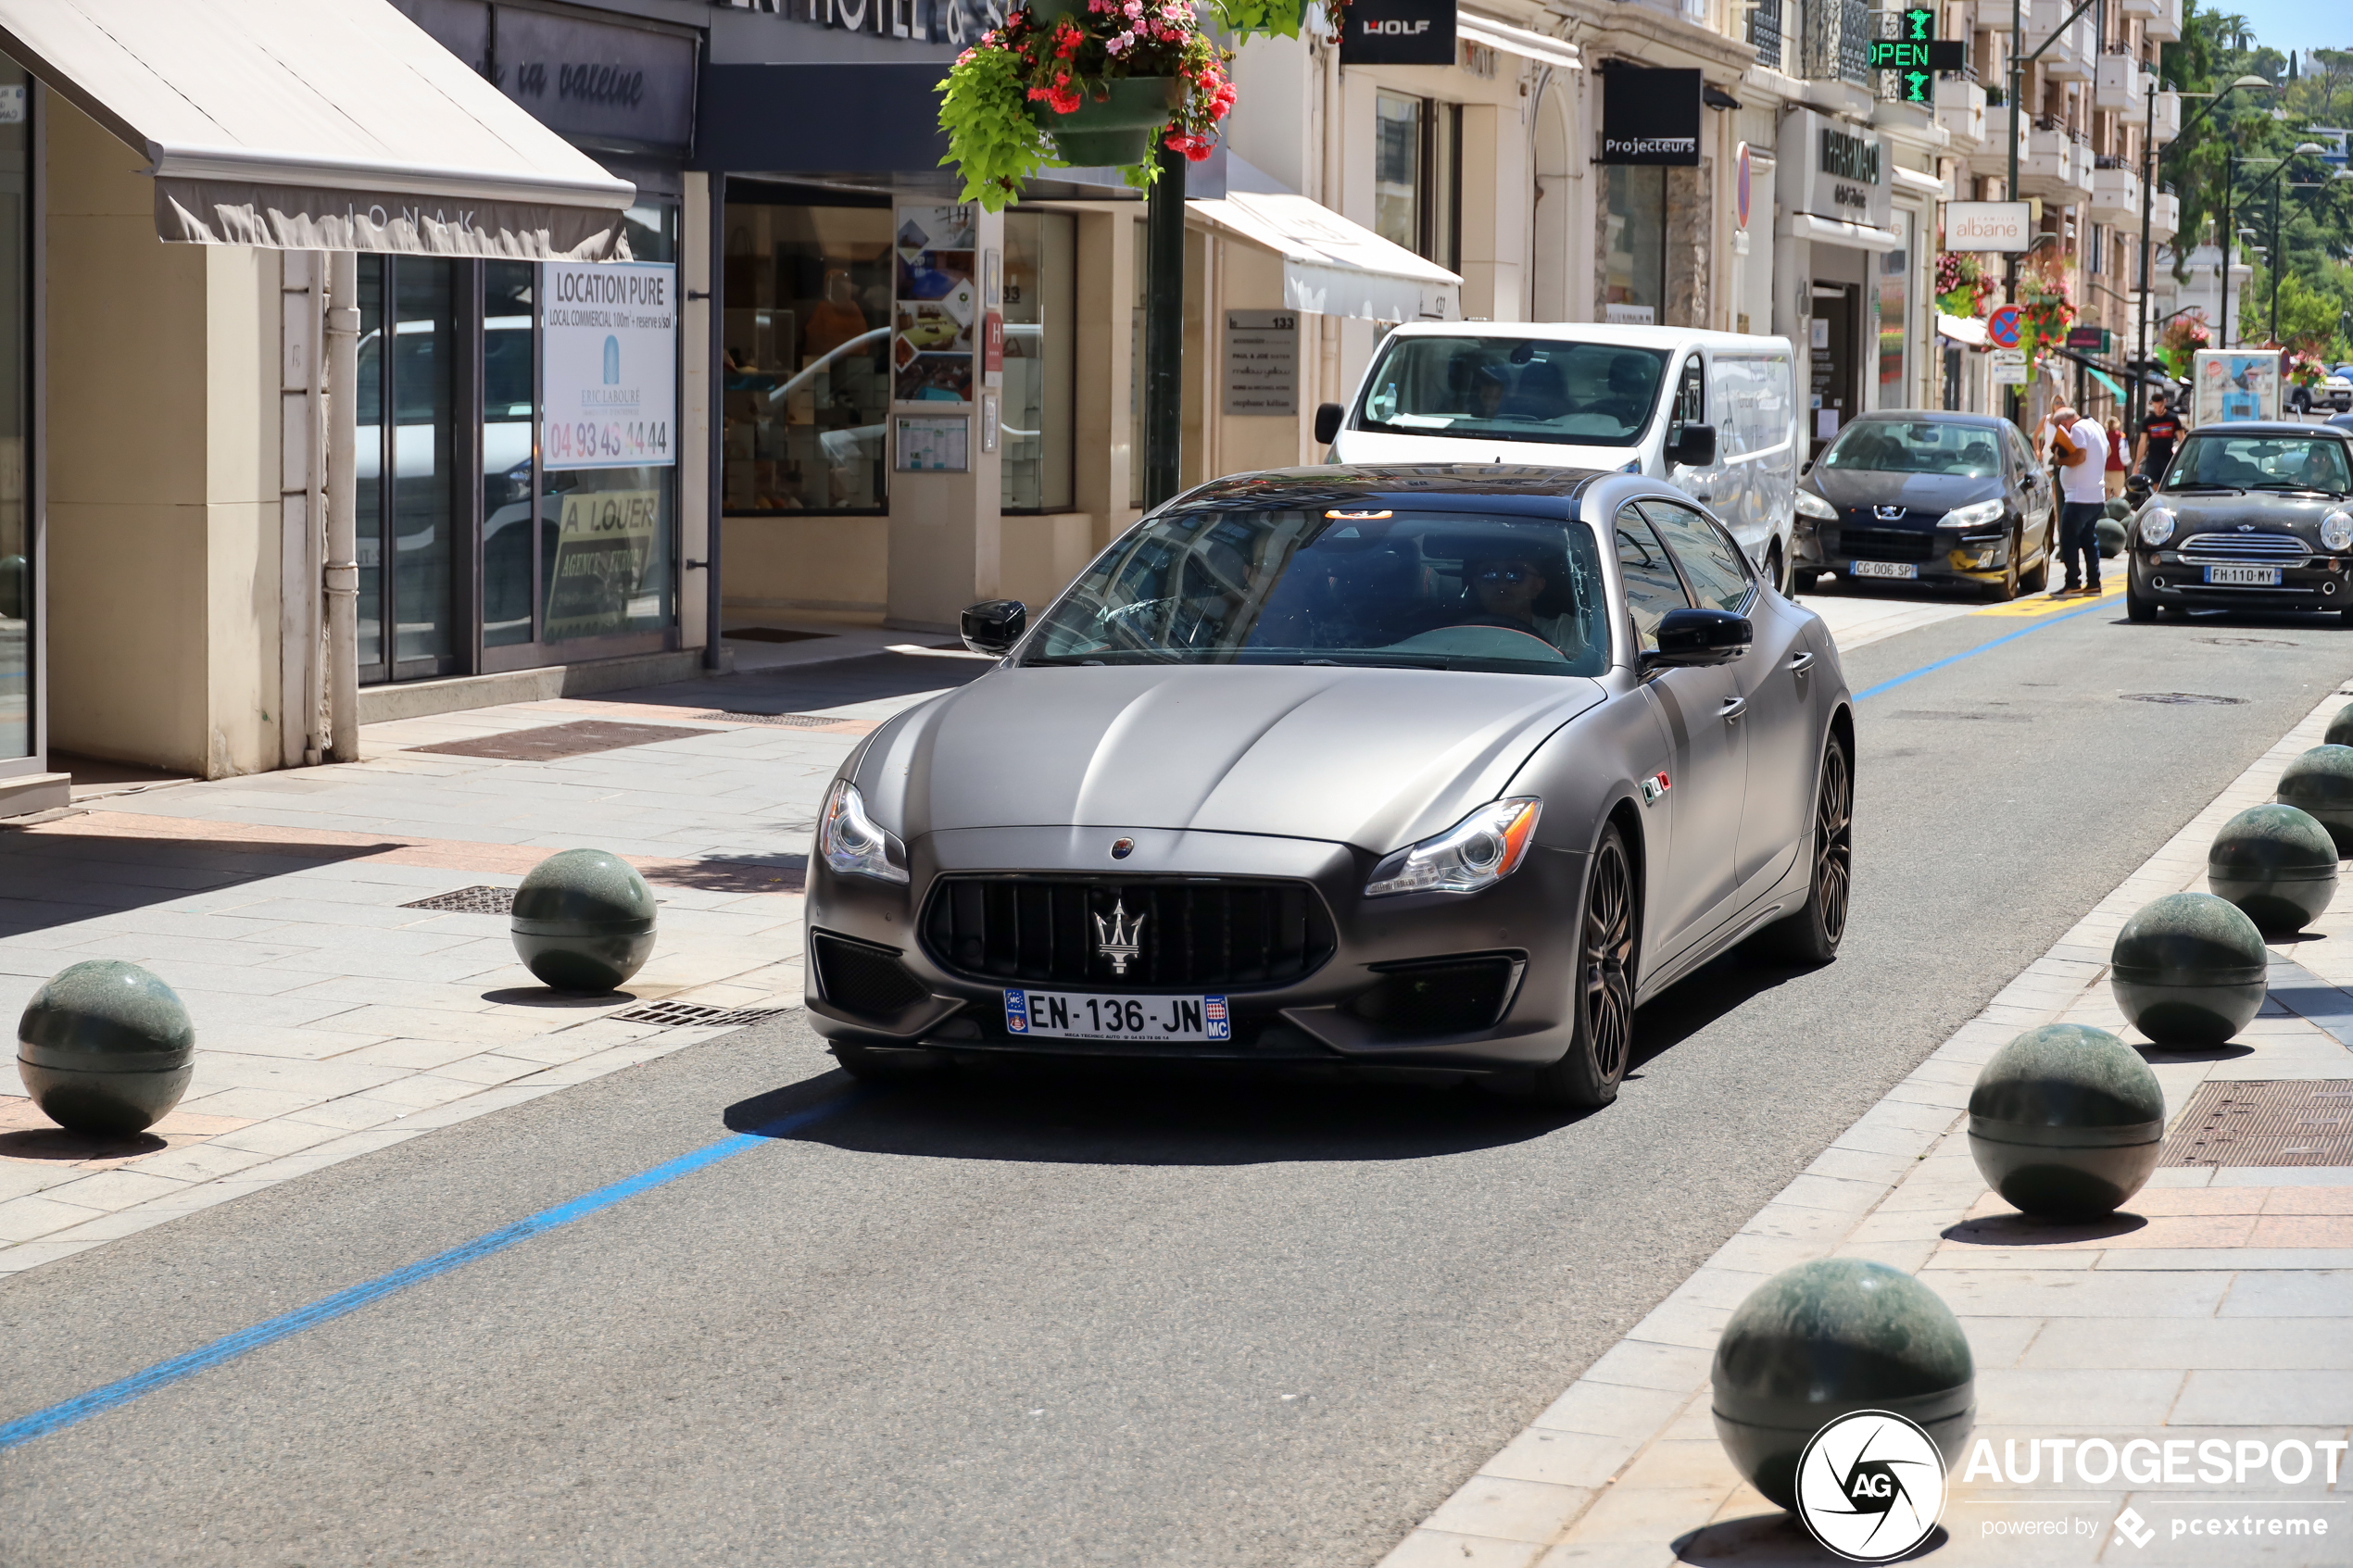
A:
[5, 597, 2352, 1567]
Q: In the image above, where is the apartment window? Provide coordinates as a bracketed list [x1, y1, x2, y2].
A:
[1374, 92, 1462, 270]
[1001, 210, 1076, 513]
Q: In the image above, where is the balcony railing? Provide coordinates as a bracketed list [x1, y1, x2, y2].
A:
[1798, 0, 1870, 85]
[1748, 0, 1784, 71]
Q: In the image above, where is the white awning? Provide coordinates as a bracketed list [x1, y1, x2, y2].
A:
[1188, 192, 1460, 323]
[1936, 312, 1989, 346]
[1779, 211, 1906, 253]
[0, 0, 635, 257]
[1456, 14, 1582, 72]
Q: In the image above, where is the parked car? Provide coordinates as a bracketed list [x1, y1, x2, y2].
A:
[1315, 324, 1805, 592]
[2288, 372, 2353, 416]
[804, 466, 1855, 1109]
[1789, 412, 2055, 600]
[2124, 421, 2353, 621]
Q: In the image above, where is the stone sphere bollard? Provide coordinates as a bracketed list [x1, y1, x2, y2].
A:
[2095, 516, 2128, 558]
[2108, 892, 2269, 1047]
[2277, 745, 2353, 856]
[510, 849, 658, 992]
[2325, 703, 2353, 750]
[1968, 1024, 2165, 1219]
[2208, 804, 2338, 934]
[1712, 1259, 1974, 1512]
[16, 960, 195, 1135]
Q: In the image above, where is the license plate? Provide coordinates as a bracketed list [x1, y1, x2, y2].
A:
[1850, 560, 1918, 580]
[1004, 988, 1229, 1042]
[2204, 565, 2282, 586]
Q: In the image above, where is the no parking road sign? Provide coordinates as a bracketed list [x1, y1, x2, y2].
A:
[1986, 305, 2023, 349]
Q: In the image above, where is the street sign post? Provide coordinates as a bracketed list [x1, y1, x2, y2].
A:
[1991, 349, 2028, 386]
[1987, 305, 2023, 349]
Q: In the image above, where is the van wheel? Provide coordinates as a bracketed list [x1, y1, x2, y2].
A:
[1791, 568, 1819, 595]
[1766, 542, 1789, 596]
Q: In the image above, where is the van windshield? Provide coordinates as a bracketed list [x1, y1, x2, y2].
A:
[1357, 336, 1669, 448]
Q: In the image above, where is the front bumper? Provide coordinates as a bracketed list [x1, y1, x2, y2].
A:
[2130, 549, 2353, 610]
[1794, 520, 2018, 586]
[804, 825, 1586, 1072]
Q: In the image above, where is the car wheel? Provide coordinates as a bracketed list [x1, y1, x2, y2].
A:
[1987, 533, 2021, 601]
[830, 1041, 952, 1083]
[2020, 542, 2049, 593]
[1528, 823, 1637, 1110]
[2126, 572, 2157, 623]
[1791, 567, 1820, 594]
[1766, 541, 1788, 596]
[1751, 735, 1852, 964]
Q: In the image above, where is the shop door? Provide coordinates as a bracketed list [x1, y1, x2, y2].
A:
[1808, 282, 1859, 461]
[357, 257, 467, 684]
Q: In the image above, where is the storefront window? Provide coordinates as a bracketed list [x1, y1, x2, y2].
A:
[541, 202, 679, 644]
[1375, 92, 1421, 254]
[1603, 166, 1667, 324]
[356, 257, 460, 680]
[1878, 211, 1911, 408]
[1002, 211, 1076, 513]
[723, 194, 893, 514]
[483, 261, 535, 648]
[0, 60, 24, 763]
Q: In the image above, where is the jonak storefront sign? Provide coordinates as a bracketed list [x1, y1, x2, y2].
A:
[1777, 107, 1892, 232]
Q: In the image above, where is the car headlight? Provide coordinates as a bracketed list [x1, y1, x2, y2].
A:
[2139, 506, 2176, 546]
[1365, 797, 1542, 897]
[818, 779, 909, 884]
[2324, 510, 2353, 552]
[1795, 490, 1839, 522]
[1939, 497, 2007, 533]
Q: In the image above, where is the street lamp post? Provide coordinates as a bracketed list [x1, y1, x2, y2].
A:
[2265, 145, 2331, 345]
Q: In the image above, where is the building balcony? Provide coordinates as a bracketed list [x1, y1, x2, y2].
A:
[2148, 189, 2179, 243]
[1938, 79, 1988, 151]
[2091, 159, 2143, 222]
[2020, 121, 2095, 201]
[2123, 0, 2183, 43]
[2149, 89, 2181, 143]
[2095, 53, 2157, 121]
[2026, 0, 2095, 81]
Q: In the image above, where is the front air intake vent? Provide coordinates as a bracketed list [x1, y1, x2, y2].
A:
[811, 933, 931, 1016]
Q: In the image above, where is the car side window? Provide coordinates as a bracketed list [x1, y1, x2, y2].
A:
[1670, 355, 1704, 431]
[1641, 501, 1753, 613]
[1615, 504, 1692, 652]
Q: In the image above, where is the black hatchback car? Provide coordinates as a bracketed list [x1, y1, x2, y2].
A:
[2124, 422, 2353, 621]
[1791, 412, 2056, 600]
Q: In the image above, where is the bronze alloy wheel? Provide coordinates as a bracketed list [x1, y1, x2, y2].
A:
[1753, 734, 1853, 963]
[1530, 824, 1636, 1108]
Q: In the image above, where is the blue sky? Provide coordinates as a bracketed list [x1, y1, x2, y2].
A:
[2218, 1, 2348, 64]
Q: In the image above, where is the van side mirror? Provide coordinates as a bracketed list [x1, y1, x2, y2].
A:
[1798, 457, 1814, 477]
[960, 599, 1027, 657]
[1667, 423, 1718, 468]
[2125, 471, 2153, 505]
[1314, 402, 1344, 446]
[1641, 608, 1752, 671]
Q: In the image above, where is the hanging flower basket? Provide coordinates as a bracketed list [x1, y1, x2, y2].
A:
[1029, 74, 1182, 169]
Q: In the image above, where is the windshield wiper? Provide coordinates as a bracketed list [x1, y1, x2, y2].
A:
[2249, 483, 2336, 494]
[2167, 483, 2243, 493]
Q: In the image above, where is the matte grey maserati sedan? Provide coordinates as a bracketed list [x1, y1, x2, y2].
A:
[804, 467, 1855, 1108]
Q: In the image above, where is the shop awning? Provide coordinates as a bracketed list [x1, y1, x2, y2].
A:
[1936, 312, 1988, 346]
[2085, 366, 2127, 398]
[0, 0, 635, 257]
[1189, 192, 1460, 323]
[1780, 212, 1906, 253]
[1456, 13, 1582, 72]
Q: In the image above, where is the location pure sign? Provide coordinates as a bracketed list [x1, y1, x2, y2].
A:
[543, 262, 677, 470]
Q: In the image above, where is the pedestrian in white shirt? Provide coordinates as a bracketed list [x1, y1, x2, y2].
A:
[2048, 404, 2108, 596]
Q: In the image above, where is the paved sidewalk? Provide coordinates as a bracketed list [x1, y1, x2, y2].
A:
[1380, 679, 2353, 1567]
[0, 688, 888, 1279]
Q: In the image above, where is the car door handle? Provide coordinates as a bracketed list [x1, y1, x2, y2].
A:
[1788, 651, 1816, 675]
[1719, 696, 1748, 721]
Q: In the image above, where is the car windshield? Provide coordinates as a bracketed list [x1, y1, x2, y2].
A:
[2163, 434, 2353, 495]
[1024, 506, 1611, 676]
[1357, 335, 1669, 448]
[1819, 420, 2003, 477]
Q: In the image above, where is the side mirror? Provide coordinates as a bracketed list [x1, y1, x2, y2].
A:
[1798, 458, 1814, 477]
[1314, 402, 1345, 446]
[1642, 608, 1752, 671]
[1667, 423, 1718, 468]
[2125, 472, 2153, 505]
[960, 598, 1027, 657]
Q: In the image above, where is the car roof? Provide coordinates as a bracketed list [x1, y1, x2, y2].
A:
[1176, 465, 1603, 515]
[1845, 410, 2014, 431]
[2183, 421, 2353, 440]
[1378, 320, 1793, 354]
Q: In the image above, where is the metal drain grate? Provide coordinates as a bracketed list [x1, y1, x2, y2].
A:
[691, 710, 846, 728]
[400, 884, 516, 915]
[2120, 692, 2250, 706]
[2160, 1080, 2353, 1167]
[612, 1000, 795, 1029]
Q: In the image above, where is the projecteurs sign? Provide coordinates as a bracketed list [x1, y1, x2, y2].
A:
[1339, 0, 1456, 66]
[1598, 66, 1701, 166]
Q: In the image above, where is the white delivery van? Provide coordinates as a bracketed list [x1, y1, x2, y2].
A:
[1316, 323, 1805, 588]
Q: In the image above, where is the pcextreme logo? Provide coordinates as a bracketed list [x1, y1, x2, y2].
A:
[1795, 1410, 1947, 1562]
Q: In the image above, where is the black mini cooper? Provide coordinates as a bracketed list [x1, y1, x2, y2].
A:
[2124, 422, 2353, 621]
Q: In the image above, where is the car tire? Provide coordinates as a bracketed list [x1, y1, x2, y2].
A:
[1791, 568, 1820, 594]
[2021, 545, 2049, 593]
[1766, 541, 1788, 596]
[1750, 734, 1852, 965]
[1527, 823, 1638, 1110]
[831, 1041, 952, 1083]
[1987, 533, 2021, 601]
[2126, 573, 2157, 623]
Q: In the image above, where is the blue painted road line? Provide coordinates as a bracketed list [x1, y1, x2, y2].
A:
[0, 1091, 858, 1453]
[1851, 596, 2116, 704]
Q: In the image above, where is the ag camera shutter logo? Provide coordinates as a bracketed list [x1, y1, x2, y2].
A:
[1795, 1410, 1948, 1562]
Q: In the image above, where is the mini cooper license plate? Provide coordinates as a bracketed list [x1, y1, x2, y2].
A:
[1850, 560, 1917, 580]
[2205, 565, 2282, 586]
[1004, 989, 1230, 1042]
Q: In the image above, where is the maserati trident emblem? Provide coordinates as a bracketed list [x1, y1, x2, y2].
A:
[1094, 898, 1146, 974]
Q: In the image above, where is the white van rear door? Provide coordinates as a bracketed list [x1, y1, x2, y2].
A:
[1706, 350, 1800, 563]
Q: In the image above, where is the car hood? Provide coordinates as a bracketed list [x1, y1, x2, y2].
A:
[1806, 467, 2004, 516]
[855, 664, 1607, 854]
[1337, 426, 1653, 474]
[2154, 492, 2349, 535]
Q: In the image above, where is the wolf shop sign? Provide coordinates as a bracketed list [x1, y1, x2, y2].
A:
[1600, 68, 1701, 167]
[1339, 0, 1455, 66]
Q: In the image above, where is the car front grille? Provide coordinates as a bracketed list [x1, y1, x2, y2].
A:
[1831, 524, 1937, 562]
[2175, 532, 2313, 568]
[922, 876, 1337, 991]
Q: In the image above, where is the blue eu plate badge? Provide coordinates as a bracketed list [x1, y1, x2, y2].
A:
[1004, 989, 1030, 1034]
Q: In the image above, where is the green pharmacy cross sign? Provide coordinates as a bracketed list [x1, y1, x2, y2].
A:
[1869, 6, 1966, 102]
